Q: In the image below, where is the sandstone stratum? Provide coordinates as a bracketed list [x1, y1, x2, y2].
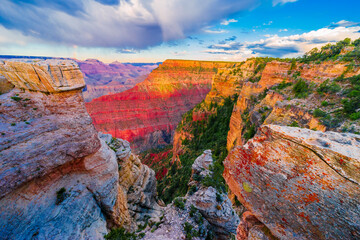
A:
[76, 59, 158, 102]
[86, 59, 235, 152]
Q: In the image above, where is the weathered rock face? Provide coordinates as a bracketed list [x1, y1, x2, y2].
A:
[226, 60, 360, 152]
[143, 150, 240, 240]
[0, 60, 123, 239]
[0, 59, 164, 239]
[76, 59, 158, 102]
[224, 125, 360, 240]
[204, 59, 257, 105]
[102, 133, 163, 226]
[0, 59, 85, 92]
[86, 59, 234, 152]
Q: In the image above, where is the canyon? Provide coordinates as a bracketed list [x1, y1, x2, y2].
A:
[86, 59, 235, 152]
[0, 39, 360, 240]
[76, 59, 158, 102]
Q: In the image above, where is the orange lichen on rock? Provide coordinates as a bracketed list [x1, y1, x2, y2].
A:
[224, 124, 360, 240]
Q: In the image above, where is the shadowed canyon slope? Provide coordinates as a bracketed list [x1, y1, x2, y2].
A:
[86, 59, 236, 152]
[76, 59, 158, 102]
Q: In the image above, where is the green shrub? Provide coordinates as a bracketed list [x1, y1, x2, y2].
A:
[313, 109, 327, 118]
[292, 79, 310, 98]
[56, 187, 69, 205]
[349, 112, 360, 120]
[174, 197, 186, 210]
[183, 222, 195, 240]
[189, 205, 198, 217]
[104, 227, 137, 240]
[248, 76, 261, 83]
[289, 121, 300, 127]
[216, 193, 223, 202]
[188, 185, 197, 195]
[272, 80, 292, 90]
[317, 79, 341, 94]
[243, 124, 256, 140]
[321, 101, 329, 107]
[11, 96, 22, 102]
[290, 59, 296, 70]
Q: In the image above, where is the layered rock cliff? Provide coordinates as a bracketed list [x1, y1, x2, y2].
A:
[76, 59, 158, 102]
[165, 42, 360, 240]
[0, 59, 161, 239]
[86, 59, 235, 152]
[143, 150, 240, 240]
[224, 125, 360, 239]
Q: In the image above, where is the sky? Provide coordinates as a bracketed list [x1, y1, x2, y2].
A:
[0, 0, 360, 63]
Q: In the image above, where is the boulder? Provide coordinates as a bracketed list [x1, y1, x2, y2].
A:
[224, 125, 360, 239]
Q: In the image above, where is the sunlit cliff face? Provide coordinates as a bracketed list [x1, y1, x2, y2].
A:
[85, 60, 235, 152]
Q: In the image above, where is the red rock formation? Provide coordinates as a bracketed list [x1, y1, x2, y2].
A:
[224, 125, 360, 240]
[76, 59, 158, 101]
[86, 59, 234, 152]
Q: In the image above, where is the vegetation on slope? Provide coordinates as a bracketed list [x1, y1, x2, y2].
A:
[299, 38, 360, 63]
[157, 96, 237, 204]
[140, 145, 173, 180]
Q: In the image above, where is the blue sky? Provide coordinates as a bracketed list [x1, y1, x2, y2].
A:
[0, 0, 360, 62]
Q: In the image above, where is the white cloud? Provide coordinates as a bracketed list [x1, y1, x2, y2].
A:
[221, 19, 238, 25]
[329, 20, 360, 28]
[273, 0, 298, 6]
[206, 26, 360, 58]
[0, 0, 257, 49]
[279, 29, 288, 32]
[203, 28, 228, 34]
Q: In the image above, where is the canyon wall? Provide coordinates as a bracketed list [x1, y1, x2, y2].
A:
[168, 54, 360, 239]
[76, 59, 158, 102]
[0, 59, 161, 239]
[86, 59, 235, 152]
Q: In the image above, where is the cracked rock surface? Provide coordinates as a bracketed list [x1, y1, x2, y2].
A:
[224, 124, 360, 240]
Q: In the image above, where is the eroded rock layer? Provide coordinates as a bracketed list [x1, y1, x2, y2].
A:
[0, 60, 123, 239]
[76, 59, 158, 102]
[224, 125, 360, 240]
[86, 59, 235, 152]
[0, 59, 162, 239]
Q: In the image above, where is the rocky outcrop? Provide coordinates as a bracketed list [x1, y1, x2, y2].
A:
[204, 59, 257, 105]
[76, 59, 158, 102]
[224, 125, 360, 240]
[86, 59, 235, 152]
[143, 150, 240, 239]
[101, 133, 163, 226]
[0, 59, 163, 239]
[0, 59, 85, 92]
[0, 59, 123, 239]
[225, 59, 360, 152]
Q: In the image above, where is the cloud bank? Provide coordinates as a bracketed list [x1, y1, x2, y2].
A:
[0, 0, 258, 49]
[205, 24, 360, 58]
